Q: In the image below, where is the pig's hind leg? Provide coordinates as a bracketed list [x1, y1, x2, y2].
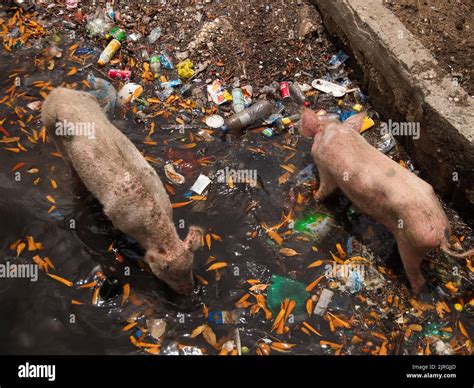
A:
[314, 166, 337, 202]
[396, 237, 426, 293]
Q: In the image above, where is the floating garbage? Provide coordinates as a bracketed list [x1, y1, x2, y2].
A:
[159, 51, 174, 69]
[146, 318, 167, 340]
[150, 54, 161, 75]
[289, 82, 310, 106]
[311, 79, 347, 97]
[87, 73, 118, 112]
[295, 164, 316, 186]
[360, 116, 375, 133]
[327, 50, 349, 73]
[207, 309, 244, 324]
[205, 114, 225, 129]
[106, 27, 127, 42]
[231, 87, 245, 113]
[433, 339, 454, 355]
[164, 163, 185, 185]
[224, 100, 273, 132]
[97, 39, 121, 66]
[176, 59, 194, 79]
[207, 80, 232, 105]
[292, 213, 334, 241]
[118, 83, 143, 106]
[108, 69, 131, 81]
[148, 27, 162, 44]
[313, 288, 334, 315]
[267, 274, 310, 315]
[190, 174, 211, 195]
[86, 8, 114, 38]
[377, 133, 396, 154]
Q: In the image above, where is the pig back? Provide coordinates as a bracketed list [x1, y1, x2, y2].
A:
[43, 88, 174, 245]
[314, 127, 449, 247]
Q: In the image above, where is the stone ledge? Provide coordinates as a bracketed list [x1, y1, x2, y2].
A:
[311, 0, 474, 223]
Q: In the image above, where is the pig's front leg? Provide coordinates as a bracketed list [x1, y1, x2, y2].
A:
[395, 236, 426, 293]
[314, 166, 337, 202]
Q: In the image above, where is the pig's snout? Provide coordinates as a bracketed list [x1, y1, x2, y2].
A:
[147, 257, 195, 295]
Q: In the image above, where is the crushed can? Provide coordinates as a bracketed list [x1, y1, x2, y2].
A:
[108, 69, 131, 81]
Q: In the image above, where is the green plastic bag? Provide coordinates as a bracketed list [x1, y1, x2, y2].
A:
[267, 274, 310, 315]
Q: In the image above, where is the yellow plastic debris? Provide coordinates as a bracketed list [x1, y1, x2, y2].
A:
[176, 59, 194, 79]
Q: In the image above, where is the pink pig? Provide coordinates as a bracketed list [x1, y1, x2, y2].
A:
[300, 108, 473, 293]
[42, 88, 203, 294]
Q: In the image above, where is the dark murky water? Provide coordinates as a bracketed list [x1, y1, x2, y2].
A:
[0, 41, 472, 356]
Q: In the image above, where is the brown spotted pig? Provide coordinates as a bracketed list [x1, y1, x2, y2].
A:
[42, 88, 203, 294]
[299, 108, 473, 293]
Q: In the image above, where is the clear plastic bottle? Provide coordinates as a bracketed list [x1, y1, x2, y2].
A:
[224, 100, 273, 132]
[150, 54, 161, 75]
[231, 88, 245, 113]
[289, 82, 309, 106]
[148, 27, 162, 44]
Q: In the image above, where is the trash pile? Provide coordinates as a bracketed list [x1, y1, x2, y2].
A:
[0, 0, 472, 356]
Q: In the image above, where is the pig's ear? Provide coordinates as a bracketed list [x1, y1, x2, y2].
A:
[183, 226, 204, 252]
[145, 250, 168, 266]
[299, 108, 330, 138]
[299, 108, 317, 137]
[344, 112, 366, 133]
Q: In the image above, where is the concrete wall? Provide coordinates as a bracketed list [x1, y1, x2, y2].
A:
[311, 0, 474, 223]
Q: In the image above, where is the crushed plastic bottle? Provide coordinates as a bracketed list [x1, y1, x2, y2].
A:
[377, 133, 396, 154]
[86, 8, 113, 38]
[289, 82, 309, 106]
[156, 86, 174, 102]
[224, 100, 273, 132]
[313, 288, 334, 315]
[148, 27, 162, 44]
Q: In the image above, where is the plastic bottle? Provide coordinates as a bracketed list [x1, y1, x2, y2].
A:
[150, 54, 161, 75]
[314, 288, 334, 316]
[224, 100, 272, 132]
[289, 82, 309, 106]
[231, 87, 245, 113]
[97, 39, 121, 66]
[148, 27, 162, 44]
